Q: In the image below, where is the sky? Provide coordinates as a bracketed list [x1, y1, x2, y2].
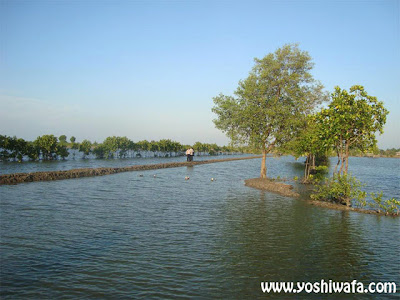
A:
[1, 0, 399, 148]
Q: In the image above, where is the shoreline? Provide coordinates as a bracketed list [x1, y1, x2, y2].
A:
[244, 177, 398, 217]
[0, 156, 262, 186]
[244, 178, 300, 198]
[303, 199, 396, 216]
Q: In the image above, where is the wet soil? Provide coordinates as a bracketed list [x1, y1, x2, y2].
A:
[244, 177, 398, 217]
[244, 178, 300, 197]
[304, 199, 398, 216]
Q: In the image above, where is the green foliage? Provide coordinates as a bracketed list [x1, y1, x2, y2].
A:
[212, 43, 326, 178]
[137, 140, 150, 151]
[102, 136, 119, 158]
[1, 134, 70, 161]
[59, 135, 67, 145]
[57, 144, 69, 160]
[26, 142, 40, 161]
[149, 140, 159, 153]
[115, 136, 131, 158]
[311, 174, 367, 206]
[58, 135, 69, 158]
[193, 141, 205, 153]
[92, 144, 106, 159]
[311, 165, 329, 182]
[34, 135, 59, 160]
[379, 148, 400, 157]
[315, 85, 388, 175]
[1, 134, 246, 161]
[287, 116, 326, 159]
[192, 141, 224, 154]
[370, 192, 400, 215]
[79, 140, 92, 158]
[71, 142, 79, 150]
[311, 174, 399, 215]
[289, 116, 331, 182]
[158, 139, 171, 152]
[0, 135, 30, 162]
[315, 154, 329, 167]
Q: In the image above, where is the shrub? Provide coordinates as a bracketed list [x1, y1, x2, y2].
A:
[371, 192, 400, 215]
[311, 174, 366, 206]
[311, 175, 400, 215]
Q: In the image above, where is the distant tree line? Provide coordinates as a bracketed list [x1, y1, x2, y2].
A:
[377, 148, 400, 157]
[0, 134, 69, 162]
[0, 134, 249, 162]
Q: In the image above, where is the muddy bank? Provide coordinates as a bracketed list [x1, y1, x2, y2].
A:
[304, 199, 399, 216]
[0, 156, 262, 185]
[244, 178, 300, 197]
[244, 178, 398, 217]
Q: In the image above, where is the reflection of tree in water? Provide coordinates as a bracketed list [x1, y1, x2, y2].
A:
[314, 211, 372, 282]
[214, 191, 372, 298]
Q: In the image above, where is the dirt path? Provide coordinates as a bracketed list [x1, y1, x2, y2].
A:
[0, 156, 262, 185]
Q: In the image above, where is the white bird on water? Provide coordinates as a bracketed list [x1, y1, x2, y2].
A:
[211, 178, 215, 181]
[185, 176, 190, 180]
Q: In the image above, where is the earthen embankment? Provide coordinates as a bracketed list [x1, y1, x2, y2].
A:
[0, 156, 262, 185]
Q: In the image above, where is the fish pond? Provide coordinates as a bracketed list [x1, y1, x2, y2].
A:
[1, 156, 399, 298]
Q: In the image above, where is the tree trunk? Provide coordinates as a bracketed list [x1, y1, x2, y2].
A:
[338, 142, 345, 176]
[345, 142, 349, 174]
[339, 155, 345, 176]
[304, 155, 309, 179]
[260, 147, 267, 178]
[312, 154, 315, 171]
[334, 149, 340, 176]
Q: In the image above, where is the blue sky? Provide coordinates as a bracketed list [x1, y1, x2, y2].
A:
[1, 0, 399, 148]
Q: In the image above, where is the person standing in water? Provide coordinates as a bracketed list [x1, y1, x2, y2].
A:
[189, 147, 194, 161]
[186, 148, 191, 162]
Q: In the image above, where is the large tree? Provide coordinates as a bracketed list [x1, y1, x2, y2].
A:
[315, 85, 388, 175]
[212, 44, 326, 178]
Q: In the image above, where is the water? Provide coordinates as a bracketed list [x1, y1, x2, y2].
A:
[0, 154, 244, 175]
[1, 156, 399, 298]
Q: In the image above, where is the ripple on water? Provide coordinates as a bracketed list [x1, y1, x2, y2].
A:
[0, 157, 399, 298]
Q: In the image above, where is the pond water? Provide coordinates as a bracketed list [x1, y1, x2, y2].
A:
[1, 156, 399, 298]
[0, 153, 239, 175]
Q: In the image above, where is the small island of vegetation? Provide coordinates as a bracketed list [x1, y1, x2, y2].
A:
[212, 44, 399, 216]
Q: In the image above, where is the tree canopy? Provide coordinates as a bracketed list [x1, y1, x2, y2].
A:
[315, 85, 388, 175]
[212, 44, 326, 177]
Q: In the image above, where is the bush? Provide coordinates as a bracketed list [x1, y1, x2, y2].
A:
[311, 174, 366, 206]
[311, 175, 400, 215]
[371, 192, 400, 215]
[311, 165, 329, 182]
[93, 144, 106, 159]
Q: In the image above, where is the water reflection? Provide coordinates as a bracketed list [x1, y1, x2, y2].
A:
[0, 157, 399, 299]
[214, 190, 398, 298]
